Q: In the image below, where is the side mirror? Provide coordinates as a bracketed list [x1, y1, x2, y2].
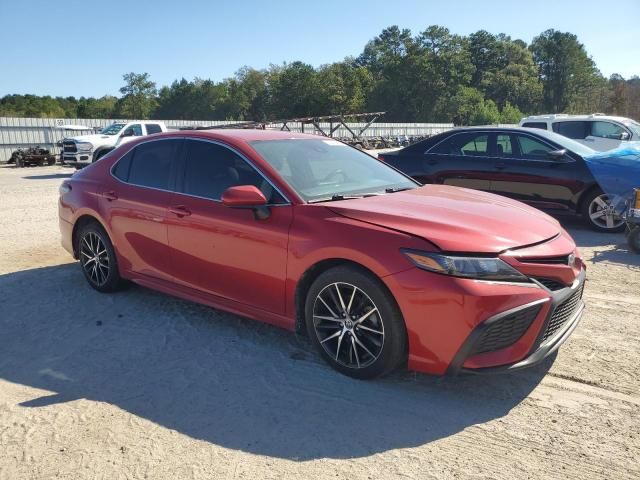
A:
[548, 149, 567, 160]
[221, 185, 270, 219]
[620, 132, 630, 141]
[121, 130, 134, 138]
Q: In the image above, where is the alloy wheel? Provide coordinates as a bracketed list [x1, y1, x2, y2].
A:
[312, 282, 385, 369]
[588, 194, 625, 230]
[80, 231, 110, 287]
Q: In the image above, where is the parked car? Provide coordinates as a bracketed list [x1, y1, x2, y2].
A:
[519, 114, 640, 151]
[61, 121, 167, 169]
[380, 126, 625, 232]
[59, 130, 585, 379]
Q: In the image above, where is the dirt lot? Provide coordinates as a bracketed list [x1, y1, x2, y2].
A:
[0, 164, 638, 480]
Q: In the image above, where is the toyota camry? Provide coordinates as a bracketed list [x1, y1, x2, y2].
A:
[59, 130, 586, 379]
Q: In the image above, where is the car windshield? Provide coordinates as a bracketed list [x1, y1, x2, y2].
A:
[100, 123, 126, 135]
[250, 138, 418, 202]
[524, 128, 596, 156]
[624, 120, 640, 137]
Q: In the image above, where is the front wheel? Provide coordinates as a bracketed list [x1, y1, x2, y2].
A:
[76, 223, 125, 292]
[582, 190, 626, 232]
[305, 266, 407, 379]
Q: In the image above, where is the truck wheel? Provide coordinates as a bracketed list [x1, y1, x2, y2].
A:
[47, 157, 55, 166]
[93, 149, 110, 162]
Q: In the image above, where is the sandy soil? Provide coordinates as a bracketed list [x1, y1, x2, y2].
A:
[0, 164, 638, 480]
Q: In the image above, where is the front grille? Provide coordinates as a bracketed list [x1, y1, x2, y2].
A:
[519, 255, 570, 265]
[63, 141, 77, 153]
[471, 304, 542, 355]
[542, 284, 584, 342]
[532, 277, 566, 291]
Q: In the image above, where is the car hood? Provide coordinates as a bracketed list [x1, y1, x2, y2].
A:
[326, 185, 561, 253]
[64, 134, 114, 144]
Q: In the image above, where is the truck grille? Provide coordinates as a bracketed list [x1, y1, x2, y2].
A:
[63, 141, 77, 153]
[471, 304, 543, 355]
[542, 284, 584, 342]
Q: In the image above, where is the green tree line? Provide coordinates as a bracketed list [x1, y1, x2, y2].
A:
[1, 27, 638, 125]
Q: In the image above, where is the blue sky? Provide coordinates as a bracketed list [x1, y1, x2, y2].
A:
[1, 0, 638, 97]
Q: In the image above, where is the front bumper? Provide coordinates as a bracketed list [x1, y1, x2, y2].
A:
[62, 153, 92, 166]
[456, 270, 586, 374]
[384, 264, 586, 376]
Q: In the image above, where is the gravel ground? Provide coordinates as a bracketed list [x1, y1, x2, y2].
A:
[0, 164, 638, 480]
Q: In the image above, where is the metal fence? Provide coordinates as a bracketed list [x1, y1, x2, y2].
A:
[0, 116, 454, 162]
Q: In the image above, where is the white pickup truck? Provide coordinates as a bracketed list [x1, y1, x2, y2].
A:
[61, 121, 167, 168]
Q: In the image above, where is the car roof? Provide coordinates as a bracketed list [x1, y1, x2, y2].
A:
[155, 128, 317, 142]
[520, 114, 632, 122]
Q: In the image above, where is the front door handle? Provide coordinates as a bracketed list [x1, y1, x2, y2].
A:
[101, 190, 118, 201]
[168, 205, 192, 218]
[495, 164, 506, 170]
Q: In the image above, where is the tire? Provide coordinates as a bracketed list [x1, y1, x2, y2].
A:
[47, 157, 55, 166]
[581, 189, 626, 233]
[628, 226, 640, 254]
[304, 265, 407, 379]
[93, 149, 110, 162]
[76, 222, 125, 292]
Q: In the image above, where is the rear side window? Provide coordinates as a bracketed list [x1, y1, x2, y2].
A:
[430, 133, 489, 156]
[112, 150, 133, 181]
[522, 122, 547, 130]
[496, 134, 514, 156]
[145, 124, 163, 135]
[553, 121, 588, 139]
[126, 139, 181, 189]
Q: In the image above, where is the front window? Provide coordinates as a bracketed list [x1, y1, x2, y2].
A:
[250, 139, 417, 202]
[591, 121, 627, 139]
[100, 123, 126, 135]
[624, 120, 640, 137]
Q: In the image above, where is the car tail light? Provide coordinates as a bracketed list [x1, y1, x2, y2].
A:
[634, 189, 640, 210]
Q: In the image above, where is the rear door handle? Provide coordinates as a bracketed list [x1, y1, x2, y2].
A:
[101, 190, 118, 201]
[168, 205, 192, 218]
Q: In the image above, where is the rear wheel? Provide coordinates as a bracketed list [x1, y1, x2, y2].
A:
[305, 266, 407, 379]
[582, 190, 626, 232]
[76, 223, 124, 292]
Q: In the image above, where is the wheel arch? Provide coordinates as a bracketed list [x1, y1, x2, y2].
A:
[577, 182, 602, 214]
[293, 258, 400, 335]
[71, 214, 108, 259]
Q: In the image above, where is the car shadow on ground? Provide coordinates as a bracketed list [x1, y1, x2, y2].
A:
[21, 173, 73, 180]
[0, 264, 553, 460]
[561, 218, 640, 268]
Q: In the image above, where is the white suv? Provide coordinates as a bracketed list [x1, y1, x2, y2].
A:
[519, 114, 640, 151]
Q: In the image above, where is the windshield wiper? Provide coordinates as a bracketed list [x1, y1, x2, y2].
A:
[309, 193, 381, 203]
[385, 187, 415, 193]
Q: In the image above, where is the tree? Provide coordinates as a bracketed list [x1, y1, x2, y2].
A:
[530, 30, 604, 113]
[116, 72, 157, 119]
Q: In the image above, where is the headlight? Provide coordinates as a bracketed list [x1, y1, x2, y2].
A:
[76, 142, 93, 152]
[402, 250, 529, 282]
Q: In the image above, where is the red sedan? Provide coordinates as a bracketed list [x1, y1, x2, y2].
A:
[58, 130, 586, 379]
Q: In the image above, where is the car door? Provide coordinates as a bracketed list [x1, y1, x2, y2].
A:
[424, 131, 495, 191]
[489, 132, 578, 211]
[585, 120, 631, 151]
[166, 138, 293, 314]
[100, 138, 183, 281]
